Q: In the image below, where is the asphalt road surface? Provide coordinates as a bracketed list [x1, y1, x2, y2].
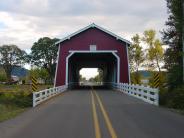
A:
[0, 88, 184, 138]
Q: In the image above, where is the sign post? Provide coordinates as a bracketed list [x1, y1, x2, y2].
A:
[153, 73, 160, 88]
[32, 76, 38, 92]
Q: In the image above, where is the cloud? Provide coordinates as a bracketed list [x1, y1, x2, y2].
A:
[0, 0, 168, 50]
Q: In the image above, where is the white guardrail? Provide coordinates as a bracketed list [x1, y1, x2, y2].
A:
[33, 85, 67, 107]
[112, 83, 159, 106]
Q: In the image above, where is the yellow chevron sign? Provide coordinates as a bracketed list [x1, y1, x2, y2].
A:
[32, 77, 38, 92]
[153, 73, 160, 88]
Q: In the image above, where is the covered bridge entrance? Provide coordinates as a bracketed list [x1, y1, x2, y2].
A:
[54, 23, 131, 87]
[33, 24, 159, 107]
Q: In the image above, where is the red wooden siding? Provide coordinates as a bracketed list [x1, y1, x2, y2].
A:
[55, 28, 129, 86]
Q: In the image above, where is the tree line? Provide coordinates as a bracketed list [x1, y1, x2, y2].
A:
[0, 37, 59, 84]
[129, 0, 183, 109]
[160, 0, 183, 109]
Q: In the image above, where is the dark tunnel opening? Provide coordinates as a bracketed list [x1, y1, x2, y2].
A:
[67, 52, 118, 89]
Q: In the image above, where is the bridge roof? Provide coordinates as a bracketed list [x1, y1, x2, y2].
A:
[55, 23, 131, 46]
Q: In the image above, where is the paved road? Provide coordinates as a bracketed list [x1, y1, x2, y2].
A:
[0, 89, 184, 138]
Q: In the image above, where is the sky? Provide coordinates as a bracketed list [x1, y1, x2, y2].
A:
[0, 0, 168, 78]
[80, 68, 99, 80]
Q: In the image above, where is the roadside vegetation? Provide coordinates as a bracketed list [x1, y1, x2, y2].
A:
[0, 91, 31, 122]
[0, 84, 53, 122]
[0, 38, 57, 122]
[129, 0, 184, 112]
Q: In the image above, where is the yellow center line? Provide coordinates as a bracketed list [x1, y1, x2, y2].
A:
[91, 91, 101, 138]
[94, 91, 118, 138]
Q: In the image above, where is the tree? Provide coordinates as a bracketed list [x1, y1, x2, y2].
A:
[0, 68, 7, 82]
[148, 39, 164, 72]
[38, 68, 49, 84]
[30, 37, 60, 83]
[79, 75, 87, 82]
[129, 34, 144, 84]
[130, 72, 142, 84]
[30, 68, 40, 79]
[97, 68, 103, 82]
[161, 0, 183, 88]
[0, 45, 26, 82]
[29, 68, 49, 84]
[142, 30, 164, 72]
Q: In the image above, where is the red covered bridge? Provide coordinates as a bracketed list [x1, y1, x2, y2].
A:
[54, 23, 131, 87]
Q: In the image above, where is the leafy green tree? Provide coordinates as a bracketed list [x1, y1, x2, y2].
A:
[130, 72, 142, 84]
[29, 68, 49, 84]
[89, 77, 94, 82]
[89, 69, 103, 83]
[129, 34, 144, 84]
[30, 37, 59, 83]
[97, 68, 103, 82]
[38, 68, 49, 84]
[162, 0, 183, 88]
[148, 39, 164, 72]
[0, 45, 26, 82]
[142, 30, 164, 72]
[30, 68, 40, 79]
[79, 74, 87, 82]
[0, 68, 7, 82]
[142, 30, 156, 47]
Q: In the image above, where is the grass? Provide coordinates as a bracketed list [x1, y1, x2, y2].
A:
[0, 104, 27, 122]
[0, 84, 53, 93]
[0, 84, 53, 122]
[169, 108, 184, 115]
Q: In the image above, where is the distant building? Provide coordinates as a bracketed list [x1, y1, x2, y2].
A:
[11, 75, 19, 82]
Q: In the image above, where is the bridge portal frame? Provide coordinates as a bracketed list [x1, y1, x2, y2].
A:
[65, 50, 120, 85]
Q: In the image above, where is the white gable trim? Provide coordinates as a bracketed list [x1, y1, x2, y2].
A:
[55, 23, 131, 45]
[69, 50, 117, 53]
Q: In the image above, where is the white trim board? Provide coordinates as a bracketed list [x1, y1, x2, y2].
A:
[66, 52, 75, 85]
[55, 23, 131, 45]
[112, 52, 120, 83]
[65, 51, 120, 85]
[69, 50, 117, 53]
[126, 43, 131, 84]
[54, 43, 61, 87]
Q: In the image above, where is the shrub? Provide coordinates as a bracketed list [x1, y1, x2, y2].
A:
[167, 86, 184, 109]
[159, 87, 169, 105]
[22, 80, 25, 84]
[0, 92, 32, 107]
[159, 85, 184, 110]
[0, 72, 7, 82]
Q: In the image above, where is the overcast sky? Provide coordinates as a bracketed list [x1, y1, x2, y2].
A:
[0, 0, 168, 52]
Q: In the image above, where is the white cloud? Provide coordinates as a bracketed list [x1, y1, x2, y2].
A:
[0, 0, 168, 50]
[80, 68, 98, 80]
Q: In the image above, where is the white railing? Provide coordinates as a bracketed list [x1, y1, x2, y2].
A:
[33, 85, 67, 107]
[112, 83, 159, 106]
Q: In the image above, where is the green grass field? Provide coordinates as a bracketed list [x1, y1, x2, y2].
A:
[0, 84, 53, 122]
[0, 84, 53, 93]
[0, 104, 27, 122]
